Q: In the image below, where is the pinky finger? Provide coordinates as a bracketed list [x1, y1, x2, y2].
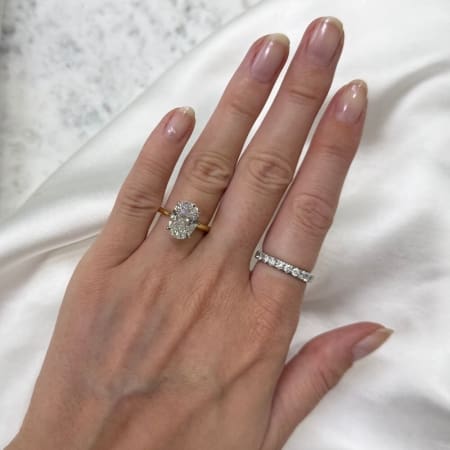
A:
[251, 80, 367, 302]
[94, 106, 195, 265]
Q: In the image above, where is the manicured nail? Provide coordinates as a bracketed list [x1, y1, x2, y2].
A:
[306, 17, 343, 66]
[251, 33, 289, 83]
[335, 80, 368, 123]
[352, 327, 393, 361]
[165, 106, 195, 140]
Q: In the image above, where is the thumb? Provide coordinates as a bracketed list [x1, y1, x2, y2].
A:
[261, 322, 393, 450]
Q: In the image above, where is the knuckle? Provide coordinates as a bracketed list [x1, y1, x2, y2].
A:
[116, 151, 170, 219]
[302, 340, 348, 396]
[284, 80, 323, 107]
[138, 150, 172, 182]
[313, 360, 344, 397]
[317, 139, 353, 165]
[228, 87, 259, 121]
[291, 192, 334, 238]
[311, 355, 345, 397]
[182, 151, 234, 195]
[117, 183, 160, 219]
[244, 151, 293, 195]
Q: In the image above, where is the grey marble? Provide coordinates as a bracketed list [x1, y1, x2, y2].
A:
[0, 0, 262, 220]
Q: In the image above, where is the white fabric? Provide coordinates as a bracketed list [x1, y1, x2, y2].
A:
[1, 0, 449, 448]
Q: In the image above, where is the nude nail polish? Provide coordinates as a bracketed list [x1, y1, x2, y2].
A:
[352, 327, 393, 361]
[335, 80, 368, 123]
[165, 106, 195, 140]
[306, 17, 343, 66]
[251, 33, 289, 83]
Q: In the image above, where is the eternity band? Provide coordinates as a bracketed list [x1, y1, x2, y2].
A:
[255, 249, 313, 283]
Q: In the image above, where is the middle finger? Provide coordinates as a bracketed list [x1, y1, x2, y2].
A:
[206, 17, 344, 259]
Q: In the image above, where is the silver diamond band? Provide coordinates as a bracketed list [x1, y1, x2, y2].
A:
[254, 249, 313, 283]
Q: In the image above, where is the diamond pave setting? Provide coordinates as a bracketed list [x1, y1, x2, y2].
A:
[167, 201, 200, 239]
[254, 249, 313, 283]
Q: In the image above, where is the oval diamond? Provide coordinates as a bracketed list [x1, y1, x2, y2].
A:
[167, 201, 200, 239]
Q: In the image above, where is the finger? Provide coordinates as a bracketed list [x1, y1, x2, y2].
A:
[147, 33, 290, 253]
[261, 323, 393, 450]
[251, 80, 367, 303]
[93, 107, 195, 264]
[208, 17, 344, 260]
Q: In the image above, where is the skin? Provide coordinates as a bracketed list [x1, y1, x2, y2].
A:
[6, 17, 391, 450]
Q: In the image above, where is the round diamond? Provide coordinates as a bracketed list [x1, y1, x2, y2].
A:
[303, 272, 313, 282]
[167, 201, 199, 239]
[299, 271, 309, 281]
[283, 264, 293, 273]
[275, 259, 284, 270]
[291, 267, 300, 277]
[268, 256, 276, 266]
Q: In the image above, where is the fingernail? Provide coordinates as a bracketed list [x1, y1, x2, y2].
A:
[335, 80, 368, 123]
[251, 33, 289, 83]
[165, 106, 195, 140]
[306, 17, 343, 66]
[352, 327, 393, 361]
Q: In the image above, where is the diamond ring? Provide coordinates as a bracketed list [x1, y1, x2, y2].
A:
[158, 201, 210, 239]
[254, 249, 313, 283]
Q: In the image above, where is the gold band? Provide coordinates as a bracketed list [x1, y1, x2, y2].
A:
[157, 206, 210, 233]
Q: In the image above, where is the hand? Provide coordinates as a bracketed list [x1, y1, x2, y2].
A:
[7, 16, 392, 450]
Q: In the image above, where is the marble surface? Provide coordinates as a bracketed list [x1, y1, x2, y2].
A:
[0, 0, 262, 221]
